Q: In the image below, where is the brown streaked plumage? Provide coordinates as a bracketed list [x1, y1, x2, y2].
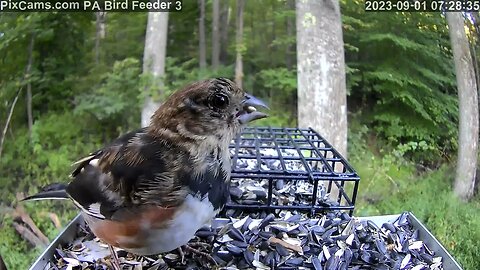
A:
[23, 78, 268, 258]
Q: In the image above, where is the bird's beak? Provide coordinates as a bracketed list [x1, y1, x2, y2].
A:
[237, 94, 269, 124]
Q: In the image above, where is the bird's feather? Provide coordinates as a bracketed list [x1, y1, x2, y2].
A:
[22, 190, 69, 201]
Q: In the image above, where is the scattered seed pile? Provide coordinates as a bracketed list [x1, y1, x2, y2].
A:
[49, 211, 443, 270]
[44, 134, 436, 269]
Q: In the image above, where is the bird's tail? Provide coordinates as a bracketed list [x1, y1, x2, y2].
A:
[22, 183, 69, 201]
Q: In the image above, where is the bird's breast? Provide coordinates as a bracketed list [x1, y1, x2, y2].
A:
[84, 194, 218, 255]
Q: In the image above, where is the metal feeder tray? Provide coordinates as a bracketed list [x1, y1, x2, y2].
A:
[29, 212, 463, 270]
[226, 127, 360, 215]
[30, 127, 363, 269]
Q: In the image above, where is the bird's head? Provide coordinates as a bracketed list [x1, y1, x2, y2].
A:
[148, 78, 268, 143]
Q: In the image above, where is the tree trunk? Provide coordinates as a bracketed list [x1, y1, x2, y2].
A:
[211, 0, 220, 69]
[296, 0, 347, 201]
[142, 12, 169, 127]
[469, 12, 480, 93]
[285, 0, 295, 70]
[295, 0, 347, 157]
[26, 34, 35, 140]
[0, 253, 6, 270]
[234, 0, 245, 88]
[446, 12, 479, 201]
[286, 0, 296, 119]
[95, 12, 106, 65]
[198, 0, 207, 70]
[0, 88, 22, 159]
[269, 3, 276, 62]
[219, 0, 230, 64]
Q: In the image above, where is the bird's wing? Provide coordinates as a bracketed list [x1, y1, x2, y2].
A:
[66, 128, 187, 220]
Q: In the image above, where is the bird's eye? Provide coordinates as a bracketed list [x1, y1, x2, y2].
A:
[209, 93, 230, 110]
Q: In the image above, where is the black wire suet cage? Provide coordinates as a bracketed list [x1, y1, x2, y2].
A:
[225, 127, 360, 216]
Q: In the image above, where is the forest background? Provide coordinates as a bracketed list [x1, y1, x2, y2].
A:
[0, 1, 479, 269]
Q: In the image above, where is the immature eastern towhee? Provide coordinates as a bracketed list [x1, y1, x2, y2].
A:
[24, 78, 268, 266]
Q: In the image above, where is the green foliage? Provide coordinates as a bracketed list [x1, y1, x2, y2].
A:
[74, 58, 143, 132]
[0, 213, 44, 270]
[0, 112, 102, 201]
[349, 133, 480, 270]
[0, 111, 102, 270]
[0, 13, 93, 132]
[0, 110, 103, 270]
[162, 57, 234, 98]
[254, 67, 297, 124]
[101, 13, 147, 66]
[0, 204, 77, 270]
[256, 67, 296, 100]
[243, 0, 296, 69]
[342, 4, 458, 162]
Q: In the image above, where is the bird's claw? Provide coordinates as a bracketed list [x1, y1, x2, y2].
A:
[177, 246, 186, 264]
[108, 244, 122, 270]
[182, 243, 217, 266]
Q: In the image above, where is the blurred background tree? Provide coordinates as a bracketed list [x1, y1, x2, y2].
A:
[0, 1, 479, 269]
[141, 12, 169, 127]
[446, 12, 479, 201]
[296, 0, 348, 200]
[296, 0, 348, 158]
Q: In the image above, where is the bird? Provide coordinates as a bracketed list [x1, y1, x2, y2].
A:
[23, 78, 268, 269]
